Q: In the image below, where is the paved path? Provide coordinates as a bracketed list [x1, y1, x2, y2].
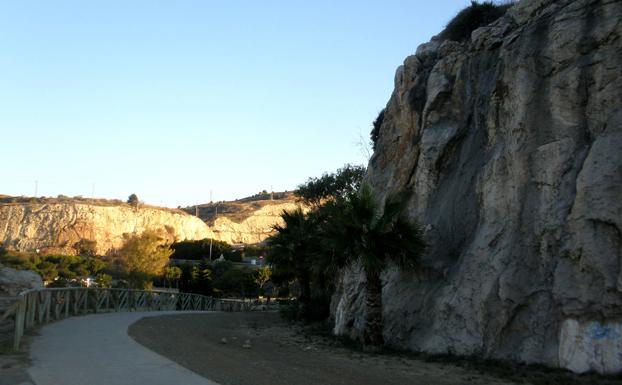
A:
[28, 311, 219, 385]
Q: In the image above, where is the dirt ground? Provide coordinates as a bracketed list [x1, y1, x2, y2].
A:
[128, 312, 619, 385]
[0, 333, 34, 385]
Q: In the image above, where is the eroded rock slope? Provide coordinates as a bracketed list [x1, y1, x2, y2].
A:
[0, 199, 212, 255]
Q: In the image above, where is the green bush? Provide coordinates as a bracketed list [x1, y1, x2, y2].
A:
[370, 109, 385, 150]
[295, 164, 366, 206]
[0, 251, 108, 286]
[176, 260, 259, 298]
[95, 273, 113, 288]
[127, 193, 139, 206]
[440, 1, 513, 42]
[113, 230, 172, 289]
[211, 261, 258, 298]
[170, 239, 232, 260]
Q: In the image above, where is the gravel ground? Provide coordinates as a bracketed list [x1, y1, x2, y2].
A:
[128, 312, 521, 385]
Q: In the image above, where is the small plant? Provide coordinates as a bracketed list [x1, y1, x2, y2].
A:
[370, 109, 385, 151]
[439, 1, 513, 42]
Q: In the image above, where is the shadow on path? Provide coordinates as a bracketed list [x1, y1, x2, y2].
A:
[28, 311, 218, 385]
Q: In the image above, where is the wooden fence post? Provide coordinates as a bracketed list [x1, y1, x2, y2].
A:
[12, 298, 26, 351]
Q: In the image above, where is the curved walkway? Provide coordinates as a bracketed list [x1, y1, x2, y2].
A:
[28, 311, 218, 385]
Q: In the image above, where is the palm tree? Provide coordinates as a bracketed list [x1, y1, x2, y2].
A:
[267, 208, 316, 317]
[324, 184, 425, 347]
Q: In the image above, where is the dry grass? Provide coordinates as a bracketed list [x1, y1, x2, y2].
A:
[185, 192, 298, 224]
[0, 196, 187, 215]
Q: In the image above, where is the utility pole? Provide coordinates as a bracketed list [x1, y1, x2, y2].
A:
[209, 204, 218, 261]
[195, 205, 198, 217]
[270, 185, 273, 200]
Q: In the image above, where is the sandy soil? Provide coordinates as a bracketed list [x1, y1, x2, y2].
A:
[128, 312, 522, 385]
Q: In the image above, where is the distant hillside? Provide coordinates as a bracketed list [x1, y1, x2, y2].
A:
[0, 195, 211, 255]
[182, 192, 307, 245]
[184, 191, 294, 224]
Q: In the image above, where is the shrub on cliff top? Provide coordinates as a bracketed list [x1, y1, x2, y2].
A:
[127, 193, 139, 207]
[440, 1, 513, 42]
[295, 164, 366, 206]
[370, 109, 385, 151]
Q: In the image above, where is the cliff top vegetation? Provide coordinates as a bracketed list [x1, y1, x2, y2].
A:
[439, 1, 514, 42]
[0, 195, 188, 215]
[184, 191, 298, 224]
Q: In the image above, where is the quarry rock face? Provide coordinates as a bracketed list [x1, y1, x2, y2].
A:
[333, 0, 622, 374]
[0, 202, 213, 255]
[210, 201, 305, 245]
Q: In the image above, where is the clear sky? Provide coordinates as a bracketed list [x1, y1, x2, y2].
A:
[1, 0, 470, 207]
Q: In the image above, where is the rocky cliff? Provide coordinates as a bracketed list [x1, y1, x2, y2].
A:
[0, 198, 212, 255]
[333, 0, 622, 374]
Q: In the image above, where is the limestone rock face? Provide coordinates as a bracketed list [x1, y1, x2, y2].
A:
[210, 201, 305, 245]
[333, 0, 622, 374]
[0, 267, 43, 297]
[0, 201, 213, 255]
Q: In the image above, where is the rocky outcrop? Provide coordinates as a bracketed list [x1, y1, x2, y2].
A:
[0, 267, 43, 297]
[333, 0, 622, 374]
[0, 201, 213, 255]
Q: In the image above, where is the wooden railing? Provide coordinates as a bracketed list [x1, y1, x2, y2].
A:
[1, 287, 252, 351]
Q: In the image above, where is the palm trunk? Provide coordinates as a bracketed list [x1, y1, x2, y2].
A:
[363, 270, 384, 347]
[298, 272, 311, 319]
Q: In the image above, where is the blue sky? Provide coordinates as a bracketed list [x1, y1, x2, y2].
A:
[1, 0, 470, 207]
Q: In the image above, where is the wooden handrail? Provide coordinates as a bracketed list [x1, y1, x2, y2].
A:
[5, 287, 252, 351]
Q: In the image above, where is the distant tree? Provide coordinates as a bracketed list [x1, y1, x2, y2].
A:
[38, 261, 59, 282]
[295, 164, 366, 206]
[170, 239, 232, 260]
[127, 194, 139, 207]
[242, 244, 268, 259]
[114, 230, 173, 289]
[177, 263, 198, 293]
[95, 273, 112, 288]
[1, 253, 108, 287]
[87, 258, 106, 275]
[164, 266, 182, 288]
[196, 262, 213, 295]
